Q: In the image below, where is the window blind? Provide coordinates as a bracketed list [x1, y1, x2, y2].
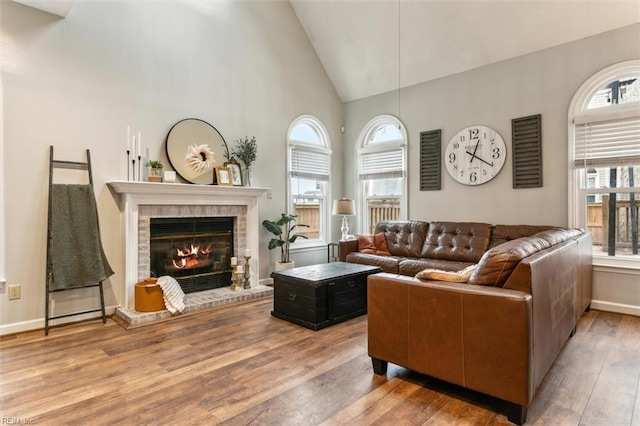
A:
[290, 147, 330, 181]
[359, 149, 404, 180]
[574, 110, 640, 167]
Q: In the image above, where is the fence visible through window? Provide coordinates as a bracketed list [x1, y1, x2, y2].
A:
[367, 198, 400, 234]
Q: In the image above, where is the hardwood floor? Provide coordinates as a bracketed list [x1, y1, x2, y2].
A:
[1, 299, 639, 425]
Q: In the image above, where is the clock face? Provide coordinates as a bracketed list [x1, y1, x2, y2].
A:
[445, 125, 506, 185]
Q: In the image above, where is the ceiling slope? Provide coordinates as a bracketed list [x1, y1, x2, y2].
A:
[291, 0, 640, 102]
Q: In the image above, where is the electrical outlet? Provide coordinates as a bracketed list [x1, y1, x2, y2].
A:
[8, 284, 21, 300]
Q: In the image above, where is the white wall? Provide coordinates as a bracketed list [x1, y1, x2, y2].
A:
[343, 23, 640, 315]
[0, 0, 343, 333]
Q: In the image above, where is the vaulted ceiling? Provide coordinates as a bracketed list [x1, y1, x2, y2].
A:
[291, 0, 640, 102]
[11, 0, 640, 103]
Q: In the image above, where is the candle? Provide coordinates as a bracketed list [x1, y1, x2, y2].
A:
[230, 257, 237, 266]
[236, 265, 244, 274]
[127, 126, 130, 152]
[244, 249, 251, 257]
[131, 135, 136, 159]
[137, 132, 141, 157]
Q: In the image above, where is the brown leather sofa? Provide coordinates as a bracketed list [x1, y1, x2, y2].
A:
[338, 221, 592, 424]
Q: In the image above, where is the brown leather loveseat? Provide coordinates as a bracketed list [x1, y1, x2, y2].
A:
[339, 220, 592, 424]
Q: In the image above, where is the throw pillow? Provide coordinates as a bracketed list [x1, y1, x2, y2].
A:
[357, 233, 391, 256]
[415, 264, 477, 283]
[373, 232, 391, 256]
[357, 234, 376, 254]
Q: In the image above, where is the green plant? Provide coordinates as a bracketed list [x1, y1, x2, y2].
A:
[262, 213, 309, 263]
[146, 160, 164, 169]
[231, 136, 257, 170]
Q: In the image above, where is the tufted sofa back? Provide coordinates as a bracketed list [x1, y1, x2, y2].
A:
[374, 220, 429, 258]
[420, 221, 493, 262]
[490, 224, 558, 248]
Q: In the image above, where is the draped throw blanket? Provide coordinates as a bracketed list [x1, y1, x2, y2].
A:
[49, 184, 114, 290]
[157, 276, 185, 314]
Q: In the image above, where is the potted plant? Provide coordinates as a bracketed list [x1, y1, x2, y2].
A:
[146, 160, 164, 182]
[262, 213, 309, 271]
[230, 136, 257, 186]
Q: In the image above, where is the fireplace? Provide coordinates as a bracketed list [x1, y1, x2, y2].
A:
[107, 181, 268, 310]
[150, 217, 234, 293]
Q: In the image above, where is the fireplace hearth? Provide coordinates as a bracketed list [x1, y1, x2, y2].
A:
[150, 217, 234, 293]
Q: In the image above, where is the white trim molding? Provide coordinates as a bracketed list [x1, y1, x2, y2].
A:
[0, 78, 5, 288]
[107, 181, 268, 310]
[590, 300, 640, 317]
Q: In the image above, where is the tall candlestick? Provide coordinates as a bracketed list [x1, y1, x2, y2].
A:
[243, 255, 252, 289]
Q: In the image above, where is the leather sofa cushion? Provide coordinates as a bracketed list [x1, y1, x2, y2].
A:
[468, 236, 551, 287]
[468, 229, 583, 287]
[345, 252, 400, 274]
[374, 220, 429, 258]
[490, 224, 557, 248]
[357, 233, 391, 255]
[399, 258, 475, 277]
[421, 221, 492, 263]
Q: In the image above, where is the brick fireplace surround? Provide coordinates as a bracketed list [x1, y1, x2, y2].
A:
[107, 181, 272, 325]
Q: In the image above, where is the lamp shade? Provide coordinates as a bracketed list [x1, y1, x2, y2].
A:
[332, 198, 355, 216]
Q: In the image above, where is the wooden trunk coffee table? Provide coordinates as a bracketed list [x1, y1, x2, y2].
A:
[271, 262, 381, 330]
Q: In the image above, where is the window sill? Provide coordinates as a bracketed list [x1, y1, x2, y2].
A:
[592, 254, 640, 275]
[290, 239, 328, 253]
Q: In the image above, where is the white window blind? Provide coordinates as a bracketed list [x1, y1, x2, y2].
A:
[290, 147, 330, 181]
[574, 104, 640, 167]
[359, 149, 404, 180]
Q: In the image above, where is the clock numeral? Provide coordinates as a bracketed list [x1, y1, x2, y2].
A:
[459, 135, 466, 142]
[460, 170, 464, 177]
[453, 164, 458, 171]
[448, 152, 456, 163]
[453, 143, 459, 149]
[470, 172, 477, 183]
[469, 128, 479, 140]
[483, 169, 487, 176]
[493, 147, 501, 159]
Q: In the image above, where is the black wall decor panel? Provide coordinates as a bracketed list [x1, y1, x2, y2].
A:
[420, 129, 441, 191]
[512, 114, 542, 188]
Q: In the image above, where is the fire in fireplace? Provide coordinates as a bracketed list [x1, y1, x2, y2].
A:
[150, 217, 234, 293]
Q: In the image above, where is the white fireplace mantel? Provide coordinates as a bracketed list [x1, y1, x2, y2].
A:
[107, 181, 269, 309]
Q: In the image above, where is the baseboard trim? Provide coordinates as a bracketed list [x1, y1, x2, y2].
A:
[0, 306, 118, 336]
[591, 300, 640, 317]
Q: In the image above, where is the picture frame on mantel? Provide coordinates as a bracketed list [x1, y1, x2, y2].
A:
[225, 158, 243, 186]
[215, 166, 233, 186]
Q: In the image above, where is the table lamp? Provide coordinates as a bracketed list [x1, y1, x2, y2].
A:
[332, 198, 356, 241]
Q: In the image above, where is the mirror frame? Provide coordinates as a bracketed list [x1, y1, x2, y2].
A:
[165, 118, 230, 184]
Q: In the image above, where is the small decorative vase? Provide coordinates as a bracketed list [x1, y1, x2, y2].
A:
[244, 167, 252, 186]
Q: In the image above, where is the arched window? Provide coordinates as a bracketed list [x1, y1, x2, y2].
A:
[569, 60, 640, 267]
[287, 115, 332, 245]
[358, 115, 407, 234]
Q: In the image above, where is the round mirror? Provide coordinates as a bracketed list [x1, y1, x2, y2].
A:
[165, 118, 230, 184]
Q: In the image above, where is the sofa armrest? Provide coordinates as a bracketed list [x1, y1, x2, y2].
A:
[338, 239, 358, 262]
[368, 273, 533, 406]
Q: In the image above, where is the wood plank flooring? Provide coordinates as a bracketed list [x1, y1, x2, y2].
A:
[1, 299, 638, 425]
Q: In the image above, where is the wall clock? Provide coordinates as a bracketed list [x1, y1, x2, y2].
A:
[445, 125, 506, 185]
